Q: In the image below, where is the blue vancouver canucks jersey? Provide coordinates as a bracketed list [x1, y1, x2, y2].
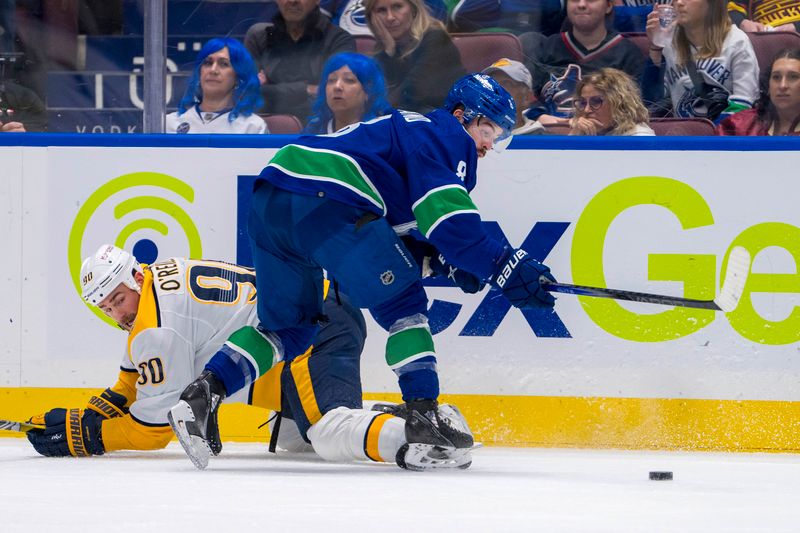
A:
[258, 109, 506, 279]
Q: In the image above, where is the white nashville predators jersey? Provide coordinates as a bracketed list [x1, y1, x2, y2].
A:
[121, 257, 261, 426]
[166, 106, 269, 134]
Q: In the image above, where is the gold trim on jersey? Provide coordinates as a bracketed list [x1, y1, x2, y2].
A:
[101, 414, 174, 452]
[110, 368, 139, 409]
[250, 361, 284, 411]
[127, 268, 159, 362]
[364, 413, 392, 462]
[290, 352, 322, 425]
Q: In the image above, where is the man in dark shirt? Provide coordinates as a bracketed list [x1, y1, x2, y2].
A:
[245, 0, 355, 123]
[0, 79, 46, 132]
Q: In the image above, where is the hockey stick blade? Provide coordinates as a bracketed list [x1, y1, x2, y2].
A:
[713, 246, 750, 313]
[0, 419, 45, 433]
[541, 246, 751, 312]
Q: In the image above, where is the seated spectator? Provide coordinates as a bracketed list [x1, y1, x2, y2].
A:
[321, 0, 448, 36]
[449, 0, 566, 36]
[245, 0, 356, 123]
[728, 0, 800, 33]
[365, 0, 465, 113]
[569, 67, 654, 135]
[643, 0, 759, 123]
[482, 58, 545, 134]
[526, 0, 644, 127]
[717, 47, 800, 134]
[0, 80, 47, 132]
[304, 52, 392, 133]
[167, 38, 268, 134]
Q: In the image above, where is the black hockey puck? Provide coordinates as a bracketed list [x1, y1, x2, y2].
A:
[649, 471, 673, 481]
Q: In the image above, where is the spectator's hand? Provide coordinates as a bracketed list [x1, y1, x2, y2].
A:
[569, 117, 604, 136]
[537, 114, 569, 126]
[772, 23, 798, 32]
[0, 121, 26, 133]
[740, 19, 768, 32]
[258, 69, 268, 85]
[306, 84, 318, 97]
[645, 8, 661, 46]
[371, 16, 396, 56]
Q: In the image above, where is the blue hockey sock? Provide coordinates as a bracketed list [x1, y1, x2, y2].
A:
[397, 358, 440, 401]
[204, 348, 257, 397]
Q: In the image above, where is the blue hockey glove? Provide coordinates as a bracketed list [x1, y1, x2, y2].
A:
[26, 408, 105, 457]
[491, 247, 556, 308]
[429, 253, 485, 294]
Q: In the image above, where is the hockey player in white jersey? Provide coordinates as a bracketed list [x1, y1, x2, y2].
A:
[26, 244, 472, 470]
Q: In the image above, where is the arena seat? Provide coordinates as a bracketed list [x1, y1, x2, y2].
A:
[543, 119, 716, 135]
[746, 31, 800, 74]
[621, 32, 649, 60]
[542, 123, 571, 135]
[650, 117, 716, 136]
[260, 114, 303, 134]
[451, 32, 523, 73]
[355, 36, 377, 56]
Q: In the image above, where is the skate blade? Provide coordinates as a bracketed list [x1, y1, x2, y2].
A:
[403, 443, 475, 471]
[168, 401, 212, 471]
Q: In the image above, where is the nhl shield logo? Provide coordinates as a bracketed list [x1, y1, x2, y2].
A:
[380, 271, 395, 285]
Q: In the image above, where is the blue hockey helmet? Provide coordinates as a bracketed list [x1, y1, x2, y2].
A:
[444, 73, 517, 144]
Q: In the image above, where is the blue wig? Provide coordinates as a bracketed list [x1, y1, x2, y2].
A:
[178, 37, 263, 122]
[305, 52, 391, 133]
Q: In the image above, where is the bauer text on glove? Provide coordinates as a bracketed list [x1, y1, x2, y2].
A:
[491, 248, 556, 308]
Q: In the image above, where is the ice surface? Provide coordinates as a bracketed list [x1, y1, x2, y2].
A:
[1, 438, 798, 532]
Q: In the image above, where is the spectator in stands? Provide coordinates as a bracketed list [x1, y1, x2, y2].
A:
[569, 67, 655, 135]
[525, 0, 644, 127]
[365, 0, 465, 113]
[449, 0, 566, 36]
[717, 47, 800, 134]
[245, 0, 355, 124]
[0, 60, 47, 132]
[612, 0, 658, 33]
[304, 52, 392, 133]
[483, 58, 545, 134]
[728, 0, 800, 33]
[321, 0, 448, 36]
[167, 38, 268, 134]
[643, 0, 759, 123]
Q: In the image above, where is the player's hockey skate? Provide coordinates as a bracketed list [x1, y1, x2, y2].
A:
[168, 370, 226, 470]
[397, 400, 476, 471]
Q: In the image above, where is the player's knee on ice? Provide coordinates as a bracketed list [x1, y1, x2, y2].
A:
[269, 415, 314, 453]
[307, 406, 405, 463]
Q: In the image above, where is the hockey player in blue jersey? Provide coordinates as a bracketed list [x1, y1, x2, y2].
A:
[169, 73, 557, 471]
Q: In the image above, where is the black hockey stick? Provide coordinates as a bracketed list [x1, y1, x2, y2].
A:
[0, 419, 44, 433]
[541, 246, 750, 313]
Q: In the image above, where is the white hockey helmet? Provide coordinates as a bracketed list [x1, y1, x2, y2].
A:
[80, 244, 143, 305]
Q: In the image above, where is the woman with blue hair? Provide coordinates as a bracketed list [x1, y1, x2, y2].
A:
[167, 38, 269, 134]
[304, 52, 392, 134]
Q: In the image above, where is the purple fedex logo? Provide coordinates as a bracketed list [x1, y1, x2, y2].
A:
[236, 175, 571, 338]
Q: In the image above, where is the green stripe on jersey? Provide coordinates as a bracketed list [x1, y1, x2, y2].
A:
[385, 324, 436, 369]
[269, 144, 385, 213]
[225, 326, 278, 375]
[412, 185, 478, 238]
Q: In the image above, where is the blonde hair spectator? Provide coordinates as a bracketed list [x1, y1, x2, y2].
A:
[570, 68, 654, 136]
[673, 0, 731, 66]
[364, 0, 445, 57]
